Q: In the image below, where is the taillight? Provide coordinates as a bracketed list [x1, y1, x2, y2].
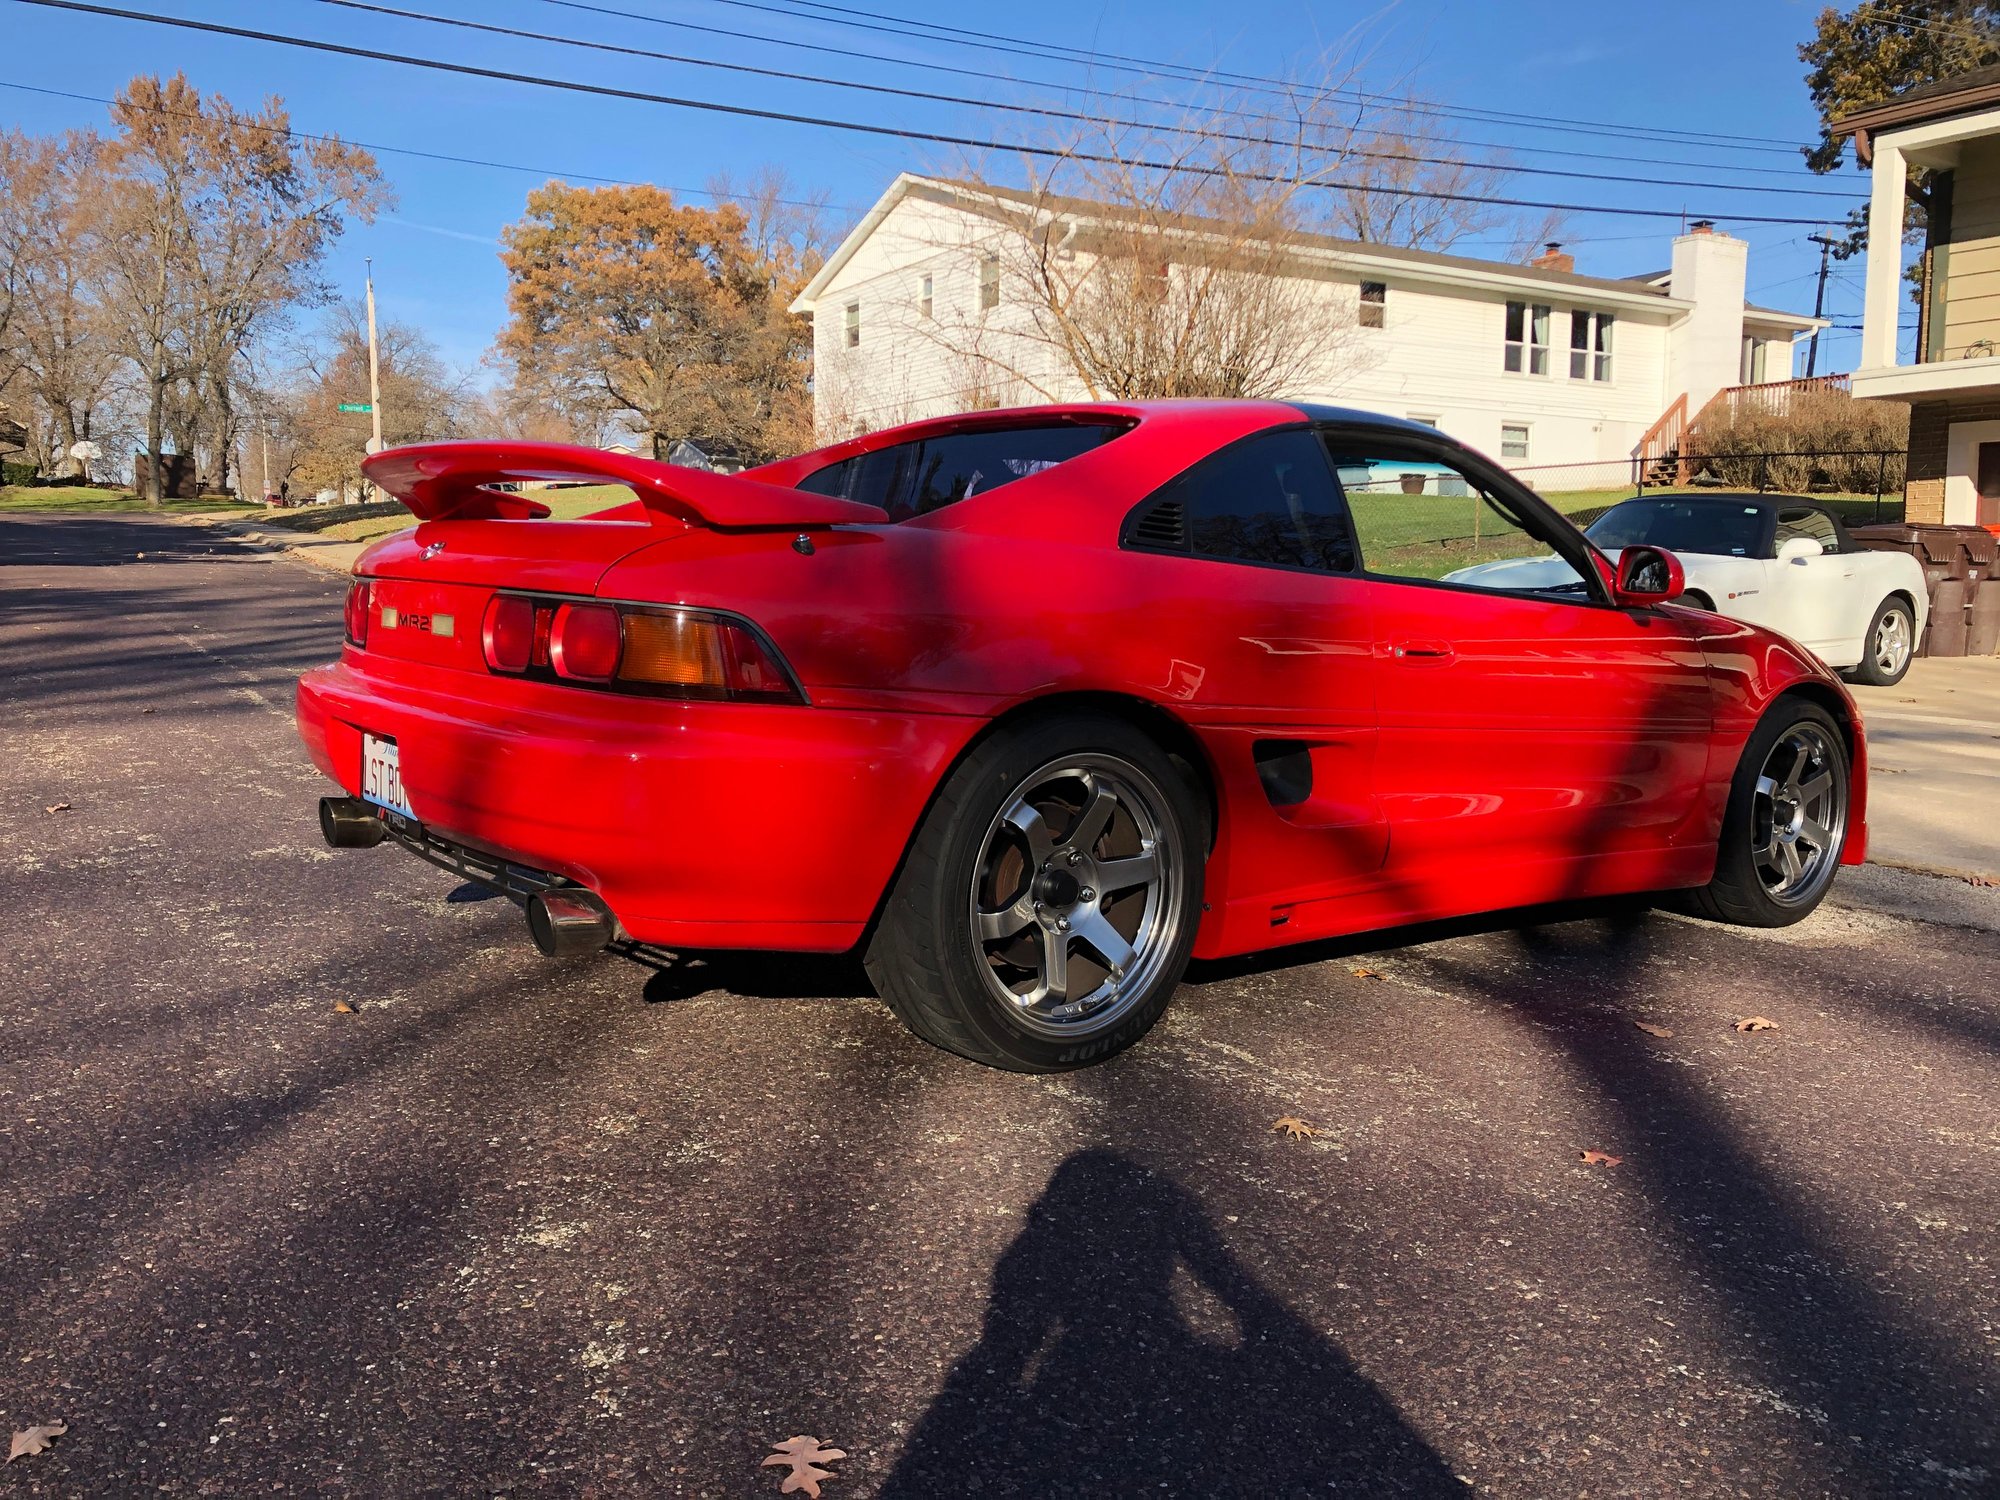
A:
[551, 603, 621, 681]
[344, 579, 370, 648]
[480, 593, 802, 703]
[482, 594, 536, 673]
[619, 610, 795, 701]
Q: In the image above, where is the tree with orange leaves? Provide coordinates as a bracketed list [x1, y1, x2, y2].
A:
[495, 181, 814, 466]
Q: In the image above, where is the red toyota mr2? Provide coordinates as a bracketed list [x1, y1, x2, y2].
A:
[298, 402, 1867, 1071]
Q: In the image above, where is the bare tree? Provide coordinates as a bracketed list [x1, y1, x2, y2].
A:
[862, 62, 1559, 416]
[97, 74, 386, 503]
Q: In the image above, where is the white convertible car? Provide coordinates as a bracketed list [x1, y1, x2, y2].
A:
[1447, 493, 1929, 685]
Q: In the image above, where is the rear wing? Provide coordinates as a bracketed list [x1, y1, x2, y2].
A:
[360, 441, 888, 529]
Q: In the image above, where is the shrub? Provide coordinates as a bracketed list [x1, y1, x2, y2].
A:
[1689, 389, 1908, 494]
[1, 460, 39, 486]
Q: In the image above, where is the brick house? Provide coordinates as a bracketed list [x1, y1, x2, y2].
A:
[1838, 64, 2000, 526]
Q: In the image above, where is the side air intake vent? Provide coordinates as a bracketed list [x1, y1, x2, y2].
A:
[1127, 498, 1189, 552]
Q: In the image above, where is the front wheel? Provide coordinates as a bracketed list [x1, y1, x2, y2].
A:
[865, 714, 1206, 1071]
[1844, 597, 1916, 687]
[1685, 699, 1850, 928]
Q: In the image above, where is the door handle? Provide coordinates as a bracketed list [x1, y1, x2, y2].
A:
[1394, 640, 1456, 662]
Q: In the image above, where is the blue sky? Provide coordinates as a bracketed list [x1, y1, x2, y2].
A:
[1, 0, 1887, 377]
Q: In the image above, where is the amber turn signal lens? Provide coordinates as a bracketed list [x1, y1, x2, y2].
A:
[618, 611, 727, 689]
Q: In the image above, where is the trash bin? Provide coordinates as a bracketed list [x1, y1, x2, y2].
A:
[1852, 523, 2000, 656]
[1970, 583, 2000, 656]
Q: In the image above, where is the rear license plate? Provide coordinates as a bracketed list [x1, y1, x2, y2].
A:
[360, 732, 415, 818]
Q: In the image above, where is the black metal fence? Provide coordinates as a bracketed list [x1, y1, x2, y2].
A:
[1508, 448, 1908, 528]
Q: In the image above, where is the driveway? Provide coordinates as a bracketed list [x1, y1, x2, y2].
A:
[1, 514, 1994, 1497]
[1849, 655, 2000, 880]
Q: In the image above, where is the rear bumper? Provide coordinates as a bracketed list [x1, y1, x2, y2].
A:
[296, 654, 980, 951]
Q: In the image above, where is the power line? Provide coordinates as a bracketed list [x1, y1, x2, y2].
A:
[0, 78, 871, 213]
[529, 0, 1819, 169]
[688, 0, 1806, 152]
[300, 0, 1856, 200]
[4, 0, 1858, 225]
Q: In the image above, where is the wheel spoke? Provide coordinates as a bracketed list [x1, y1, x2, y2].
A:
[1800, 817, 1834, 852]
[1040, 924, 1071, 1001]
[1002, 800, 1057, 867]
[1777, 840, 1803, 885]
[1755, 774, 1778, 800]
[1067, 778, 1120, 855]
[1073, 909, 1136, 978]
[1096, 847, 1158, 893]
[976, 898, 1035, 943]
[1798, 771, 1833, 805]
[1756, 839, 1787, 878]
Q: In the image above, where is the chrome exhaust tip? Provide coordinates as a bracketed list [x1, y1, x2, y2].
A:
[319, 796, 387, 849]
[526, 888, 615, 957]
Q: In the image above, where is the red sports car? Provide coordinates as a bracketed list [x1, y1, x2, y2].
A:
[298, 402, 1867, 1071]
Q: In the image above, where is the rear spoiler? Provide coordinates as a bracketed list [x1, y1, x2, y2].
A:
[360, 441, 888, 529]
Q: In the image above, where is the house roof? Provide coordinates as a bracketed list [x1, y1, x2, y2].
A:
[1834, 61, 2000, 158]
[794, 173, 1699, 317]
[792, 173, 1823, 333]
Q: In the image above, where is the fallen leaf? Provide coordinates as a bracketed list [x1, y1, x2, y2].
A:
[762, 1436, 846, 1498]
[332, 1001, 357, 1014]
[1965, 874, 1998, 888]
[1634, 1021, 1674, 1039]
[8, 1421, 67, 1462]
[1733, 1016, 1779, 1033]
[1349, 966, 1385, 981]
[140, 707, 157, 716]
[1579, 1150, 1622, 1167]
[1271, 1116, 1321, 1139]
[44, 803, 71, 815]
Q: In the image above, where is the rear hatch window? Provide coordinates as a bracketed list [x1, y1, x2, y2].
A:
[792, 421, 1125, 521]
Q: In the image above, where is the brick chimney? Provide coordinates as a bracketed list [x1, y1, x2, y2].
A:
[1529, 241, 1574, 273]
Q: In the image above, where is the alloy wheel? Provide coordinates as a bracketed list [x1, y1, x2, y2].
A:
[1751, 722, 1845, 905]
[968, 755, 1186, 1040]
[1873, 609, 1912, 678]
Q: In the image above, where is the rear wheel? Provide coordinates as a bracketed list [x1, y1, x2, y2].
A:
[1674, 588, 1714, 611]
[865, 713, 1205, 1071]
[1844, 597, 1915, 687]
[1686, 699, 1849, 927]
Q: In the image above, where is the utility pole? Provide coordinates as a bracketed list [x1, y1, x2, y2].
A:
[1806, 233, 1841, 377]
[364, 258, 385, 457]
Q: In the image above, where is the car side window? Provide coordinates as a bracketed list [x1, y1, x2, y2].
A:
[1122, 429, 1357, 573]
[794, 423, 1118, 521]
[1324, 440, 1561, 590]
[1775, 506, 1839, 551]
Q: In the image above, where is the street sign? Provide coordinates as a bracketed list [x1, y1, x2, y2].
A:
[338, 402, 373, 413]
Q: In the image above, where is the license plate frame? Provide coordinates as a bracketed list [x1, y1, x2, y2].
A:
[360, 731, 415, 819]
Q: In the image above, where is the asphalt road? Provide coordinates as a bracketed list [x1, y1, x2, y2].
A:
[2, 513, 1995, 1499]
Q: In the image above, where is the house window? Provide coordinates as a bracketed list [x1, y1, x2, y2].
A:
[843, 301, 860, 348]
[1740, 335, 1768, 384]
[1359, 280, 1387, 329]
[920, 274, 934, 320]
[1570, 311, 1613, 381]
[1504, 302, 1550, 374]
[1500, 424, 1530, 460]
[1407, 414, 1441, 428]
[979, 255, 1000, 311]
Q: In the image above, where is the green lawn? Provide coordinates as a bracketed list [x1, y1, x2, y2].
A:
[0, 486, 261, 514]
[255, 483, 641, 545]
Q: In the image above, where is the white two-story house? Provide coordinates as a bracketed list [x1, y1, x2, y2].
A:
[791, 174, 1822, 473]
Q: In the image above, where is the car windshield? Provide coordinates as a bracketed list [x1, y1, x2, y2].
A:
[1585, 499, 1766, 557]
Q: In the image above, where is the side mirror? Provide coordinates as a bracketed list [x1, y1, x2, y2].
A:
[1614, 544, 1685, 607]
[1778, 535, 1825, 563]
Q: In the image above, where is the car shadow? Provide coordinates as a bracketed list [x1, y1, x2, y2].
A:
[639, 949, 874, 1004]
[877, 1147, 1461, 1498]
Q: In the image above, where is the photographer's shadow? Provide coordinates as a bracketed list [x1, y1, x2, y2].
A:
[880, 1149, 1459, 1497]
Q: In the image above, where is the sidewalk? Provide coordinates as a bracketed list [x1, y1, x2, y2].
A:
[180, 510, 368, 575]
[1847, 655, 2000, 881]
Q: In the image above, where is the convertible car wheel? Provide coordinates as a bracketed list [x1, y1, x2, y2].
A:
[865, 714, 1205, 1072]
[1687, 700, 1850, 928]
[1845, 597, 1916, 687]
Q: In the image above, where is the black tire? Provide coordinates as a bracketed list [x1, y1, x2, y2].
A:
[1685, 699, 1850, 928]
[865, 712, 1206, 1071]
[1674, 589, 1714, 612]
[1843, 596, 1917, 687]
